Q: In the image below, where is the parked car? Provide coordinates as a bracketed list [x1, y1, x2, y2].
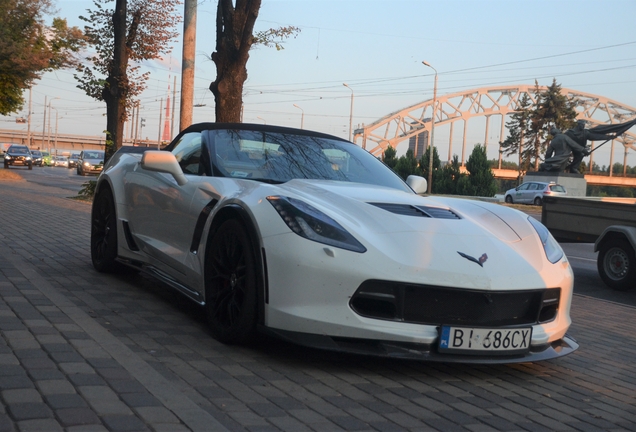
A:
[54, 156, 69, 167]
[77, 150, 105, 176]
[3, 145, 33, 170]
[90, 123, 578, 363]
[68, 154, 80, 169]
[41, 152, 53, 166]
[504, 181, 567, 206]
[30, 150, 43, 166]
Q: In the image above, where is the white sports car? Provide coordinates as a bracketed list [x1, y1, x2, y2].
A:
[91, 123, 578, 363]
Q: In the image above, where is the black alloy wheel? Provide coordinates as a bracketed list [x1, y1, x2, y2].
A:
[91, 189, 119, 272]
[597, 238, 636, 291]
[205, 219, 257, 344]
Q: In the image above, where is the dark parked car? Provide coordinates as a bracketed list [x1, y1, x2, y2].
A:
[3, 145, 33, 170]
[31, 150, 43, 166]
[68, 154, 80, 169]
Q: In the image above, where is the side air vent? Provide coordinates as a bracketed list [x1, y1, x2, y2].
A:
[369, 203, 460, 219]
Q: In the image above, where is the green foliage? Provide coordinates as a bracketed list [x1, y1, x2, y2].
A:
[76, 0, 181, 108]
[0, 0, 85, 114]
[382, 146, 398, 170]
[253, 26, 301, 51]
[499, 80, 577, 171]
[587, 185, 635, 198]
[500, 92, 532, 165]
[394, 149, 421, 180]
[78, 180, 97, 199]
[436, 155, 464, 194]
[488, 158, 518, 170]
[419, 146, 441, 184]
[104, 130, 115, 161]
[462, 145, 497, 197]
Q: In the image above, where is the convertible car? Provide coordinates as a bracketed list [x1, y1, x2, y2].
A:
[91, 123, 578, 363]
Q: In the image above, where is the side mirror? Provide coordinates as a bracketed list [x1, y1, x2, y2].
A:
[141, 151, 188, 186]
[406, 175, 428, 194]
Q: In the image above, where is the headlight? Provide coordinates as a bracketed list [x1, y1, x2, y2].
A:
[528, 217, 563, 263]
[267, 196, 366, 253]
[26, 156, 32, 160]
[5, 155, 11, 160]
[84, 162, 90, 166]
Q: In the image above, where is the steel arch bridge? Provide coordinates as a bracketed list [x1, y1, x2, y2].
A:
[353, 85, 636, 170]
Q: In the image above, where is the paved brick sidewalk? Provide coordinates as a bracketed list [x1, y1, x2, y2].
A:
[1, 178, 635, 431]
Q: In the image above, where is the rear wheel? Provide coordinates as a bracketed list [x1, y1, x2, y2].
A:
[91, 188, 119, 272]
[597, 238, 636, 291]
[205, 219, 257, 344]
[505, 195, 513, 204]
[533, 197, 542, 206]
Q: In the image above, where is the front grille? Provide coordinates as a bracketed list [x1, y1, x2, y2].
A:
[350, 280, 560, 326]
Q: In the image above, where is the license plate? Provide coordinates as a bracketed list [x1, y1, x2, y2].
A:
[439, 326, 532, 355]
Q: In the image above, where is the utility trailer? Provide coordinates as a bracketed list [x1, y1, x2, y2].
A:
[541, 196, 636, 291]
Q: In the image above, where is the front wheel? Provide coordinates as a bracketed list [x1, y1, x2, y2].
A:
[505, 195, 513, 204]
[597, 238, 636, 291]
[205, 219, 257, 344]
[91, 188, 119, 272]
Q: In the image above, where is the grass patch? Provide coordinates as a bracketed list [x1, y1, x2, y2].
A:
[0, 169, 24, 181]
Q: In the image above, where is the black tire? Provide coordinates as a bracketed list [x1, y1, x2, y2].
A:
[3, 162, 8, 169]
[505, 195, 513, 204]
[597, 238, 636, 291]
[205, 219, 257, 344]
[28, 163, 32, 170]
[91, 188, 120, 272]
[533, 197, 542, 206]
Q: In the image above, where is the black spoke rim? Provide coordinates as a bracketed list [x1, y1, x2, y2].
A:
[92, 196, 112, 262]
[210, 230, 247, 329]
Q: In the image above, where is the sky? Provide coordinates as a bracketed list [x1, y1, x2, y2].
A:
[3, 0, 636, 168]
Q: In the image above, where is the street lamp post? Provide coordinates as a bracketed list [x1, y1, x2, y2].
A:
[422, 61, 437, 194]
[47, 97, 60, 154]
[293, 104, 304, 129]
[257, 116, 266, 125]
[343, 83, 354, 141]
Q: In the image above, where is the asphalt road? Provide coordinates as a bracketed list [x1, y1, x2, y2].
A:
[4, 165, 634, 307]
[4, 163, 90, 193]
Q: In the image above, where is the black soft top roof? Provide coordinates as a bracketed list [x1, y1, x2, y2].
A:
[178, 123, 349, 143]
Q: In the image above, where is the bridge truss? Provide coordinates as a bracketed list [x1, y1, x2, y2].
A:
[353, 85, 636, 171]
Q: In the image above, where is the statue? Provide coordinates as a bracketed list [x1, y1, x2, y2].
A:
[563, 120, 614, 173]
[539, 119, 634, 174]
[539, 127, 589, 173]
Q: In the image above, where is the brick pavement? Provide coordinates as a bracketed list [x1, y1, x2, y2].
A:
[0, 177, 635, 432]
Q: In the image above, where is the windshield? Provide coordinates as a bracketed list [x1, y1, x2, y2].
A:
[84, 151, 104, 159]
[210, 129, 411, 192]
[9, 147, 29, 154]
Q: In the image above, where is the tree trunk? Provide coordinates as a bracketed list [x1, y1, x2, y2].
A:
[210, 0, 262, 123]
[103, 0, 129, 160]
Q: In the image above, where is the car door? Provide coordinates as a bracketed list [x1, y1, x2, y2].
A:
[527, 183, 542, 203]
[514, 183, 530, 203]
[124, 132, 206, 280]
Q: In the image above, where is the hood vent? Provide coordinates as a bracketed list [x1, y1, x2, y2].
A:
[368, 203, 461, 219]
